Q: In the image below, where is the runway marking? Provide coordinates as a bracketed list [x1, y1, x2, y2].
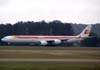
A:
[0, 59, 100, 62]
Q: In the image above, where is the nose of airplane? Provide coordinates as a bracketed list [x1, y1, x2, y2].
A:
[1, 36, 14, 42]
[1, 36, 10, 42]
[1, 37, 6, 42]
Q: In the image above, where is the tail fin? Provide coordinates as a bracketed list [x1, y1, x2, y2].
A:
[77, 25, 92, 38]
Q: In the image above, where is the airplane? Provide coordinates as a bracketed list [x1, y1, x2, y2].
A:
[1, 25, 92, 45]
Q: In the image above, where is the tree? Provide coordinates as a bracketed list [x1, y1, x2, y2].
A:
[81, 32, 99, 47]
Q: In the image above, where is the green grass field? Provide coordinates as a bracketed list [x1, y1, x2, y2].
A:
[0, 46, 100, 70]
[0, 49, 100, 59]
[0, 46, 100, 59]
[0, 62, 100, 70]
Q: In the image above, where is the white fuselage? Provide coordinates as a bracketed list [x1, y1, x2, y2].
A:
[1, 35, 79, 42]
[1, 35, 81, 45]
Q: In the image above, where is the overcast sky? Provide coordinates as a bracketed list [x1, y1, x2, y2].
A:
[0, 0, 100, 24]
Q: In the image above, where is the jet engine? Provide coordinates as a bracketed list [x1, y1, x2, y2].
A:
[53, 40, 61, 44]
[39, 41, 48, 45]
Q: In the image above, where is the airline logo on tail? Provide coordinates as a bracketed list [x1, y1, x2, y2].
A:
[77, 25, 92, 38]
[84, 30, 90, 34]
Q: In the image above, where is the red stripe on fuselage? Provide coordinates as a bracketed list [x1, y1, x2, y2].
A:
[15, 36, 78, 39]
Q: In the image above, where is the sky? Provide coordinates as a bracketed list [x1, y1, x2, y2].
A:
[0, 0, 100, 24]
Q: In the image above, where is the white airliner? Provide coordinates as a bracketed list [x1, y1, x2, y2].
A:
[1, 25, 92, 45]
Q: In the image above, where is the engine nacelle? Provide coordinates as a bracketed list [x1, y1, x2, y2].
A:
[53, 40, 61, 44]
[40, 41, 48, 45]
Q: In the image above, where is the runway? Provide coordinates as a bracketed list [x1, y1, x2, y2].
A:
[0, 59, 100, 62]
[1, 49, 100, 53]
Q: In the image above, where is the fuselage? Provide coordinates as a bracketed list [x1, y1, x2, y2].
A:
[1, 35, 79, 43]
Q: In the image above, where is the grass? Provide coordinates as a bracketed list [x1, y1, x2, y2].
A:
[0, 50, 100, 59]
[0, 62, 100, 70]
[0, 46, 100, 59]
[0, 46, 100, 70]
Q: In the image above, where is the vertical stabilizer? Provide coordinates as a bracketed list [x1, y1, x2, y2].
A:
[77, 25, 92, 38]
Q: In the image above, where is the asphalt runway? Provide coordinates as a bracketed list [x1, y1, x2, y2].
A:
[0, 59, 100, 62]
[0, 49, 100, 54]
[1, 46, 100, 50]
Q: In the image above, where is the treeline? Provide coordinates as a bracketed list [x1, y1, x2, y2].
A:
[0, 20, 74, 37]
[0, 20, 100, 46]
